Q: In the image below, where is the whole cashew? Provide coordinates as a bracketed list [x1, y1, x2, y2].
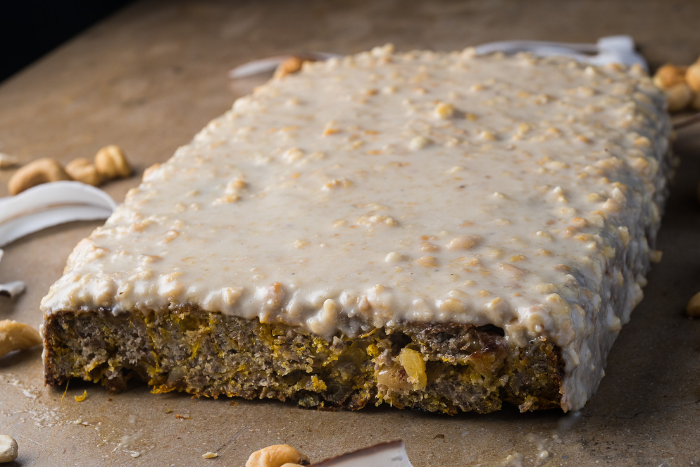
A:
[246, 444, 310, 467]
[652, 63, 687, 89]
[0, 320, 42, 359]
[66, 158, 101, 186]
[94, 145, 132, 180]
[8, 158, 71, 195]
[687, 292, 700, 318]
[686, 63, 700, 93]
[663, 82, 693, 112]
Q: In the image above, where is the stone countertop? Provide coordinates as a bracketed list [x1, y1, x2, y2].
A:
[1, 0, 699, 465]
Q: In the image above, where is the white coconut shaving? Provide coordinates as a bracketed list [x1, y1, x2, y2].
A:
[227, 35, 646, 80]
[311, 441, 413, 467]
[228, 52, 341, 78]
[0, 181, 117, 248]
[0, 250, 26, 299]
[0, 181, 117, 299]
[0, 153, 19, 169]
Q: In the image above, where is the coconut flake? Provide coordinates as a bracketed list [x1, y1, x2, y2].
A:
[0, 250, 26, 299]
[0, 153, 19, 169]
[474, 35, 647, 69]
[311, 440, 413, 467]
[229, 36, 648, 81]
[0, 280, 25, 299]
[0, 181, 117, 248]
[228, 52, 342, 79]
[0, 181, 117, 295]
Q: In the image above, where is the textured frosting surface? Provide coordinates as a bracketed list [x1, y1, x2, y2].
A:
[41, 45, 672, 410]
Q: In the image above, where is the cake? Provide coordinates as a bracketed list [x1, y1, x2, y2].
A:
[41, 45, 672, 414]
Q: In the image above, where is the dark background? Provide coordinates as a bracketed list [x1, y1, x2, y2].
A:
[0, 0, 133, 83]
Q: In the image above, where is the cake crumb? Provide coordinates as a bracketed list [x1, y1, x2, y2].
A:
[74, 390, 88, 402]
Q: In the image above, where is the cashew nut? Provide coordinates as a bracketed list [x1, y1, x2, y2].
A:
[94, 145, 131, 180]
[663, 82, 693, 112]
[0, 435, 18, 463]
[66, 158, 101, 186]
[8, 158, 71, 195]
[686, 63, 700, 93]
[652, 64, 687, 89]
[246, 444, 310, 467]
[686, 292, 700, 318]
[0, 320, 42, 359]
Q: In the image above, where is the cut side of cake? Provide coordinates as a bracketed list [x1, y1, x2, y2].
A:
[41, 45, 672, 413]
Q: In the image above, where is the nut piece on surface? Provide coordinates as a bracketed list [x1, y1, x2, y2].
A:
[0, 435, 18, 463]
[8, 158, 71, 195]
[652, 64, 687, 89]
[663, 83, 693, 112]
[202, 452, 219, 459]
[246, 444, 310, 467]
[686, 63, 700, 92]
[94, 145, 131, 180]
[66, 158, 101, 186]
[274, 57, 307, 79]
[648, 249, 663, 263]
[0, 320, 43, 359]
[686, 292, 700, 318]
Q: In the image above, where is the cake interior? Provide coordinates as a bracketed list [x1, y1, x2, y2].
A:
[44, 309, 562, 414]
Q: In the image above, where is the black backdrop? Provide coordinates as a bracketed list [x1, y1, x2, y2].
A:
[0, 0, 133, 83]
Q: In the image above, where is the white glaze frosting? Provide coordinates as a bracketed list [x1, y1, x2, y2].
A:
[41, 45, 672, 411]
